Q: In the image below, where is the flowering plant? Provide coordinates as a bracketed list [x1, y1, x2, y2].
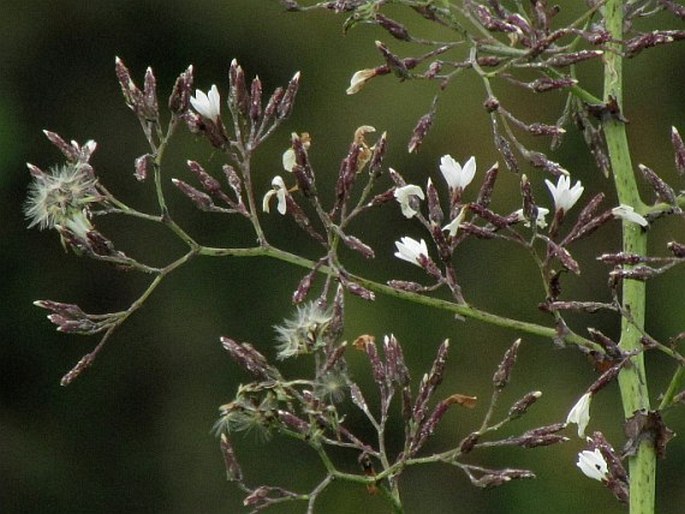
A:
[24, 1, 685, 513]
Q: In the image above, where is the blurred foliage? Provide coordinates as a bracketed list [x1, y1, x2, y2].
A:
[1, 1, 684, 513]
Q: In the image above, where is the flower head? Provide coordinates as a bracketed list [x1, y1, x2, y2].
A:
[566, 392, 592, 438]
[346, 69, 377, 95]
[612, 204, 648, 227]
[576, 448, 608, 482]
[394, 184, 424, 219]
[274, 302, 333, 360]
[439, 155, 476, 191]
[24, 163, 99, 237]
[262, 176, 288, 215]
[545, 175, 584, 213]
[190, 84, 221, 120]
[394, 236, 429, 267]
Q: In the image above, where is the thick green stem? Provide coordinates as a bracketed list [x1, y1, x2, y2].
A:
[603, 1, 655, 513]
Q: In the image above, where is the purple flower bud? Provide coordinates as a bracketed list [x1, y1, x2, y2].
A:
[408, 103, 435, 154]
[187, 160, 222, 195]
[168, 65, 193, 114]
[249, 76, 263, 122]
[638, 164, 677, 205]
[493, 339, 521, 390]
[172, 178, 214, 211]
[671, 126, 685, 176]
[277, 71, 300, 120]
[375, 13, 411, 41]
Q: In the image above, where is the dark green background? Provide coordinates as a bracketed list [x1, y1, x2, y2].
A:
[1, 1, 684, 513]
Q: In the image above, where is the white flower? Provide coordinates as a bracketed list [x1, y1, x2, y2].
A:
[566, 392, 592, 438]
[514, 207, 550, 229]
[439, 155, 476, 191]
[442, 207, 467, 237]
[394, 237, 429, 267]
[545, 175, 584, 213]
[576, 448, 608, 482]
[612, 204, 648, 227]
[394, 184, 425, 218]
[190, 84, 221, 120]
[346, 69, 376, 95]
[262, 176, 287, 215]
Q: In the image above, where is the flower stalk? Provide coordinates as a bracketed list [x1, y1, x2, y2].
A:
[602, 1, 654, 512]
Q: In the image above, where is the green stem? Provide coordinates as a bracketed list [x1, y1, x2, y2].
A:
[197, 244, 598, 351]
[602, 1, 655, 513]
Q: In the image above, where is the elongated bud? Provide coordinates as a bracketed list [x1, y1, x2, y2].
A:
[667, 240, 685, 257]
[250, 76, 263, 122]
[638, 164, 677, 204]
[408, 100, 436, 153]
[476, 162, 499, 208]
[493, 339, 521, 390]
[375, 13, 411, 41]
[672, 126, 685, 175]
[228, 59, 250, 117]
[187, 160, 222, 195]
[544, 50, 603, 66]
[143, 67, 159, 120]
[367, 131, 387, 177]
[277, 71, 300, 119]
[529, 75, 577, 92]
[375, 40, 409, 78]
[134, 154, 153, 181]
[172, 178, 214, 211]
[115, 57, 145, 115]
[168, 65, 193, 114]
[508, 391, 542, 419]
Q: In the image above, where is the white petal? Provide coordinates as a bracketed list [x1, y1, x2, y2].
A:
[566, 392, 592, 438]
[346, 69, 376, 95]
[394, 184, 425, 219]
[612, 204, 648, 227]
[282, 148, 296, 172]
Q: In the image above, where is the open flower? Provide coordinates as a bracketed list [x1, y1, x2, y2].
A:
[612, 204, 648, 227]
[545, 175, 584, 213]
[576, 448, 608, 482]
[394, 236, 429, 267]
[190, 85, 221, 120]
[394, 184, 424, 218]
[566, 392, 592, 438]
[439, 155, 476, 191]
[262, 176, 287, 215]
[346, 69, 377, 95]
[514, 207, 550, 229]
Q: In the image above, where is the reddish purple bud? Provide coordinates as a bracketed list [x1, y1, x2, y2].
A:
[545, 50, 603, 66]
[493, 339, 521, 390]
[168, 65, 193, 114]
[249, 76, 263, 122]
[262, 86, 284, 123]
[292, 269, 315, 304]
[228, 59, 250, 118]
[187, 160, 222, 195]
[671, 126, 685, 176]
[494, 133, 519, 173]
[375, 40, 409, 78]
[408, 103, 436, 154]
[375, 13, 410, 41]
[547, 240, 580, 274]
[143, 67, 159, 120]
[341, 234, 375, 259]
[367, 131, 387, 177]
[529, 76, 577, 92]
[277, 71, 300, 120]
[134, 154, 153, 181]
[508, 391, 542, 419]
[172, 178, 214, 211]
[115, 57, 145, 115]
[638, 164, 677, 204]
[476, 162, 499, 208]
